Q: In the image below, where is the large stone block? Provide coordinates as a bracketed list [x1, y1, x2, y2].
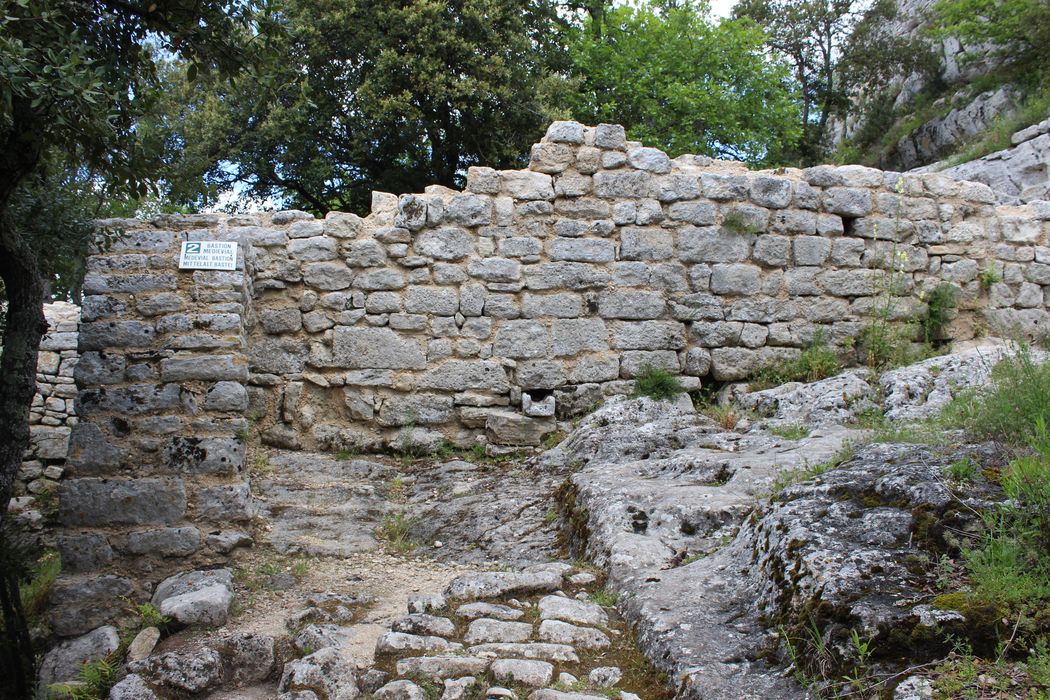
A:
[75, 383, 182, 417]
[750, 176, 793, 209]
[597, 290, 664, 319]
[524, 262, 611, 290]
[620, 228, 674, 260]
[417, 361, 510, 393]
[80, 321, 155, 351]
[49, 575, 134, 637]
[415, 227, 475, 261]
[501, 171, 555, 200]
[57, 533, 114, 573]
[160, 355, 249, 382]
[378, 394, 454, 426]
[405, 287, 459, 316]
[593, 171, 655, 198]
[249, 337, 308, 374]
[611, 321, 686, 350]
[522, 293, 583, 319]
[197, 482, 252, 522]
[679, 227, 751, 263]
[709, 264, 762, 295]
[822, 187, 872, 217]
[164, 437, 244, 476]
[620, 350, 680, 377]
[548, 238, 615, 263]
[468, 257, 521, 282]
[493, 321, 550, 358]
[74, 351, 126, 385]
[516, 360, 567, 389]
[66, 423, 122, 475]
[302, 261, 353, 290]
[126, 527, 201, 556]
[551, 319, 608, 356]
[59, 478, 186, 526]
[485, 411, 555, 446]
[332, 328, 426, 369]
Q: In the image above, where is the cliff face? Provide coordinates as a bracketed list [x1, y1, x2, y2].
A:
[835, 0, 1025, 173]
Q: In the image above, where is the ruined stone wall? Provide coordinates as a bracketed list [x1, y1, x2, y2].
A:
[53, 122, 1050, 635]
[53, 218, 254, 637]
[19, 302, 80, 499]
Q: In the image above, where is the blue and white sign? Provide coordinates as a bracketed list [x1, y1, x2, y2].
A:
[178, 241, 238, 270]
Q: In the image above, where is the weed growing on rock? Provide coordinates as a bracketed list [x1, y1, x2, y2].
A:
[589, 588, 618, 607]
[920, 282, 958, 345]
[943, 345, 1050, 445]
[721, 209, 763, 235]
[750, 332, 842, 390]
[770, 444, 857, 495]
[375, 512, 421, 555]
[55, 656, 118, 700]
[946, 457, 980, 483]
[979, 263, 1002, 290]
[132, 602, 170, 629]
[766, 423, 809, 441]
[631, 364, 684, 401]
[333, 447, 356, 461]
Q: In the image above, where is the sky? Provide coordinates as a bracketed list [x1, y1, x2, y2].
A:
[710, 0, 735, 17]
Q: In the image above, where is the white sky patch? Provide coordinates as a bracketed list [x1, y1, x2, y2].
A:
[709, 0, 736, 18]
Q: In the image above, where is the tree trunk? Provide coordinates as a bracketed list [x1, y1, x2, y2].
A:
[0, 206, 46, 700]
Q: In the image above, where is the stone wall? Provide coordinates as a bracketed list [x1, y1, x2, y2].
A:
[54, 121, 1050, 636]
[18, 302, 81, 500]
[52, 218, 254, 637]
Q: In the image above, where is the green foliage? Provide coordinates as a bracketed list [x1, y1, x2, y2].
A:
[160, 0, 566, 214]
[630, 364, 684, 401]
[932, 0, 1050, 74]
[749, 332, 842, 390]
[767, 423, 809, 441]
[735, 0, 935, 165]
[721, 210, 764, 235]
[921, 282, 958, 344]
[942, 346, 1050, 446]
[375, 512, 421, 555]
[132, 603, 170, 629]
[946, 457, 980, 483]
[979, 264, 1002, 290]
[589, 588, 618, 607]
[55, 656, 118, 700]
[17, 548, 58, 624]
[561, 1, 801, 164]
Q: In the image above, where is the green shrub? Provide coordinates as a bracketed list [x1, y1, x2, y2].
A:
[750, 332, 842, 389]
[631, 364, 684, 401]
[942, 346, 1050, 446]
[978, 264, 1002, 290]
[721, 209, 763, 235]
[921, 282, 958, 344]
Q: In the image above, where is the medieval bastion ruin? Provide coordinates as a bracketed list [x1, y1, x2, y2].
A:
[27, 121, 1050, 647]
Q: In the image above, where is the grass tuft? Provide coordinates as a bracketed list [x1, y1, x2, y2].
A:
[631, 364, 684, 401]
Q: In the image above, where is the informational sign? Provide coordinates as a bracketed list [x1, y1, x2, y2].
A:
[178, 241, 238, 270]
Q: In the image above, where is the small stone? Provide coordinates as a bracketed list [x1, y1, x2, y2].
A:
[151, 569, 233, 627]
[107, 674, 159, 700]
[441, 676, 477, 700]
[538, 596, 608, 627]
[125, 626, 161, 662]
[392, 614, 457, 637]
[376, 679, 427, 700]
[588, 666, 622, 688]
[456, 602, 526, 621]
[128, 647, 223, 694]
[490, 659, 553, 688]
[537, 620, 610, 649]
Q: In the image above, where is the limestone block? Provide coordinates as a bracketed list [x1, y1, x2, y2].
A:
[620, 227, 673, 260]
[524, 262, 611, 290]
[288, 236, 337, 261]
[125, 527, 201, 556]
[668, 201, 716, 225]
[530, 142, 574, 174]
[627, 147, 671, 174]
[79, 320, 155, 351]
[494, 321, 550, 358]
[597, 290, 664, 319]
[57, 533, 114, 573]
[517, 360, 567, 389]
[545, 121, 586, 144]
[709, 264, 761, 295]
[468, 257, 522, 282]
[405, 287, 459, 316]
[822, 187, 872, 217]
[522, 293, 583, 319]
[679, 227, 751, 263]
[415, 227, 475, 261]
[701, 173, 748, 200]
[49, 575, 133, 637]
[333, 327, 426, 369]
[378, 394, 454, 426]
[164, 436, 244, 476]
[793, 236, 832, 266]
[197, 482, 252, 522]
[570, 355, 619, 383]
[446, 194, 493, 226]
[203, 380, 252, 410]
[417, 360, 510, 393]
[548, 238, 615, 263]
[59, 478, 186, 526]
[655, 174, 701, 202]
[594, 123, 626, 150]
[551, 319, 608, 356]
[593, 171, 655, 199]
[160, 355, 248, 382]
[619, 350, 680, 377]
[485, 411, 555, 446]
[750, 176, 793, 209]
[302, 261, 352, 290]
[611, 321, 686, 350]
